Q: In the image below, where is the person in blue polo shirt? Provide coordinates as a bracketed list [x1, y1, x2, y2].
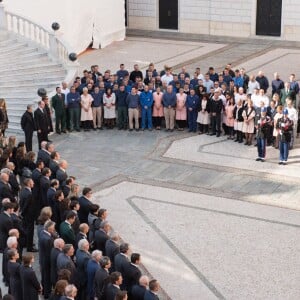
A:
[140, 85, 154, 131]
[186, 89, 200, 133]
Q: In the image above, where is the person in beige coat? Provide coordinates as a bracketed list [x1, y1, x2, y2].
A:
[80, 87, 93, 131]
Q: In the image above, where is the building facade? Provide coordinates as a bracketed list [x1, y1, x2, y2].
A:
[127, 0, 300, 41]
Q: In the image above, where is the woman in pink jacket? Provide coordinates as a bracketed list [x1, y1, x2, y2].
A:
[176, 88, 187, 130]
[152, 86, 164, 130]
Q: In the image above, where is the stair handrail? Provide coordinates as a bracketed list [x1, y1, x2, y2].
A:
[4, 10, 77, 67]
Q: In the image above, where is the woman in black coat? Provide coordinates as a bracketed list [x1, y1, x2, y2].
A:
[7, 249, 23, 300]
[20, 253, 42, 300]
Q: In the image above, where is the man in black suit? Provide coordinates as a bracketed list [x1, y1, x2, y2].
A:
[47, 179, 59, 209]
[75, 223, 89, 250]
[125, 253, 142, 298]
[37, 142, 54, 168]
[94, 221, 110, 254]
[5, 163, 20, 197]
[49, 151, 60, 179]
[19, 178, 37, 252]
[57, 244, 77, 286]
[40, 167, 51, 208]
[38, 220, 55, 299]
[62, 177, 75, 198]
[131, 275, 149, 300]
[0, 202, 14, 252]
[0, 173, 16, 204]
[2, 235, 18, 286]
[105, 231, 120, 272]
[144, 279, 160, 300]
[21, 104, 36, 151]
[75, 239, 91, 300]
[34, 100, 50, 149]
[94, 256, 111, 300]
[50, 238, 65, 287]
[78, 187, 93, 224]
[31, 160, 44, 220]
[106, 271, 123, 300]
[56, 160, 68, 187]
[114, 243, 131, 290]
[61, 284, 78, 300]
[51, 87, 67, 134]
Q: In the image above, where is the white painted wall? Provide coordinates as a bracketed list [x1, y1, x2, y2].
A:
[4, 0, 126, 53]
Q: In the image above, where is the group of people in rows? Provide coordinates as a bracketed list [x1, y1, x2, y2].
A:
[17, 63, 299, 163]
[0, 139, 161, 300]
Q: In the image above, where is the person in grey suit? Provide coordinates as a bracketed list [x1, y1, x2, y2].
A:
[57, 244, 77, 286]
[76, 239, 91, 300]
[56, 160, 68, 188]
[50, 238, 65, 287]
[105, 231, 120, 272]
[94, 256, 111, 300]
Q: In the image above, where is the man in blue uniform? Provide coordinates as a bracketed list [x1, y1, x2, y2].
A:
[140, 85, 153, 131]
[186, 89, 200, 132]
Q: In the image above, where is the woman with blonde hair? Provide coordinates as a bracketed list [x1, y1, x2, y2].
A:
[80, 87, 93, 131]
[37, 206, 53, 238]
[0, 98, 9, 136]
[68, 183, 80, 200]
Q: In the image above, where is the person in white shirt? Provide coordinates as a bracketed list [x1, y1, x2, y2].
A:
[161, 68, 173, 86]
[247, 75, 260, 95]
[286, 98, 298, 148]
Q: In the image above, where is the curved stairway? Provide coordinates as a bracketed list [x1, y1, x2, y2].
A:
[0, 30, 67, 133]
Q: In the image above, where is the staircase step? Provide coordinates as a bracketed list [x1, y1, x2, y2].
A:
[0, 76, 66, 86]
[0, 41, 28, 53]
[0, 38, 19, 47]
[0, 52, 49, 63]
[1, 63, 64, 73]
[0, 69, 66, 80]
[0, 46, 39, 58]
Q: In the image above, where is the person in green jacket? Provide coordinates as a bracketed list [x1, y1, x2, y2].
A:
[59, 211, 76, 247]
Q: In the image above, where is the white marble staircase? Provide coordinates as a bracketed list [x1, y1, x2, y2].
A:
[0, 5, 78, 134]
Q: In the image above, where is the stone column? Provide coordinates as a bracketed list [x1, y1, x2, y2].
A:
[0, 2, 7, 30]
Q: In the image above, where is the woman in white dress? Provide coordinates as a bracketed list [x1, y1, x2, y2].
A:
[80, 87, 93, 131]
[273, 105, 283, 149]
[197, 94, 210, 134]
[103, 87, 116, 129]
[242, 98, 256, 145]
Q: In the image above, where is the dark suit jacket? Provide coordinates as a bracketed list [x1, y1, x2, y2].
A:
[50, 247, 62, 285]
[7, 261, 22, 300]
[0, 180, 16, 203]
[9, 173, 20, 197]
[32, 169, 42, 209]
[0, 212, 13, 251]
[47, 187, 56, 208]
[75, 232, 87, 249]
[51, 94, 66, 113]
[20, 187, 35, 218]
[34, 108, 49, 133]
[62, 185, 71, 198]
[21, 111, 36, 133]
[59, 221, 76, 246]
[76, 249, 91, 286]
[105, 239, 120, 272]
[38, 230, 54, 268]
[57, 253, 77, 285]
[94, 267, 110, 299]
[20, 265, 41, 300]
[105, 283, 120, 300]
[56, 168, 68, 187]
[37, 149, 51, 168]
[78, 196, 93, 224]
[94, 230, 109, 254]
[49, 160, 59, 179]
[114, 253, 130, 289]
[40, 176, 50, 207]
[131, 284, 147, 300]
[144, 290, 159, 300]
[125, 263, 142, 292]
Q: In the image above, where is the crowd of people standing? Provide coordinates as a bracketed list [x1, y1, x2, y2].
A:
[0, 137, 161, 300]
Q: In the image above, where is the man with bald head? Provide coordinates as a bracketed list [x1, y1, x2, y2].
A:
[131, 275, 149, 300]
[0, 172, 15, 204]
[50, 238, 65, 287]
[255, 71, 269, 93]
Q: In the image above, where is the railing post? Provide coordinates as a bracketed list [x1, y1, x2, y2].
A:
[49, 32, 59, 58]
[0, 2, 7, 30]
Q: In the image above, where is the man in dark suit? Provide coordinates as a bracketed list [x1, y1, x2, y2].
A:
[47, 179, 59, 208]
[19, 178, 37, 252]
[87, 249, 102, 299]
[56, 160, 68, 188]
[94, 221, 110, 254]
[40, 167, 51, 208]
[75, 223, 89, 250]
[51, 87, 67, 134]
[105, 231, 120, 272]
[50, 238, 65, 287]
[114, 243, 131, 290]
[57, 244, 77, 286]
[0, 202, 14, 252]
[61, 284, 78, 300]
[38, 220, 55, 299]
[75, 239, 91, 300]
[144, 279, 160, 300]
[21, 104, 36, 151]
[131, 275, 149, 300]
[49, 151, 60, 179]
[125, 253, 142, 298]
[0, 172, 16, 204]
[31, 160, 44, 220]
[5, 163, 20, 197]
[94, 256, 111, 300]
[106, 272, 123, 300]
[34, 100, 50, 149]
[59, 211, 76, 246]
[78, 187, 93, 224]
[37, 142, 54, 168]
